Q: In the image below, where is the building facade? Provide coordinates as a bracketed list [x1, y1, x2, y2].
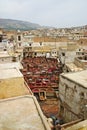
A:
[59, 70, 87, 122]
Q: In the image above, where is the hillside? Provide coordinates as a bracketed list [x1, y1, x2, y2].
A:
[0, 18, 41, 30]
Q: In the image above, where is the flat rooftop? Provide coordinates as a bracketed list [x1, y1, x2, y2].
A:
[65, 120, 87, 130]
[0, 51, 11, 58]
[61, 70, 87, 88]
[0, 68, 23, 79]
[0, 62, 23, 70]
[65, 63, 83, 72]
[0, 96, 51, 130]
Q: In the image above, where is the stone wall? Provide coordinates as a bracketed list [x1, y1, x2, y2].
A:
[59, 75, 87, 122]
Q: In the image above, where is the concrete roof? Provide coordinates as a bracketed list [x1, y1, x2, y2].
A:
[61, 70, 87, 88]
[65, 120, 87, 130]
[0, 51, 11, 58]
[0, 62, 23, 70]
[0, 96, 51, 130]
[0, 68, 23, 79]
[65, 63, 83, 72]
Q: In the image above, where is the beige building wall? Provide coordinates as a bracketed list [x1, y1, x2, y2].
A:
[6, 31, 17, 40]
[59, 71, 87, 122]
[33, 36, 69, 42]
[67, 42, 78, 51]
[0, 56, 13, 63]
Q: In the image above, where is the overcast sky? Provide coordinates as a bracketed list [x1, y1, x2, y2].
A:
[0, 0, 87, 28]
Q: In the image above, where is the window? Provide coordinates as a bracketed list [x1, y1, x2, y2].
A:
[62, 52, 65, 56]
[34, 52, 37, 56]
[12, 57, 16, 62]
[80, 92, 84, 99]
[4, 48, 7, 51]
[29, 43, 31, 46]
[19, 43, 21, 46]
[18, 35, 21, 41]
[0, 36, 2, 42]
[40, 42, 42, 46]
[81, 41, 83, 44]
[74, 85, 77, 92]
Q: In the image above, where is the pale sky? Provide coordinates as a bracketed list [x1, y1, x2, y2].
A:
[0, 0, 87, 28]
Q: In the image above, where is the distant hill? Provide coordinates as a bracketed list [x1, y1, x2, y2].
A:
[0, 18, 41, 30]
[0, 18, 86, 31]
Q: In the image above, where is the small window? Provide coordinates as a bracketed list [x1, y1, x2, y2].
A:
[0, 36, 3, 42]
[74, 85, 77, 92]
[34, 52, 37, 56]
[81, 41, 83, 44]
[19, 43, 21, 46]
[12, 57, 16, 62]
[18, 35, 21, 41]
[4, 48, 7, 51]
[62, 52, 65, 56]
[29, 43, 31, 46]
[40, 42, 42, 46]
[80, 92, 84, 99]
